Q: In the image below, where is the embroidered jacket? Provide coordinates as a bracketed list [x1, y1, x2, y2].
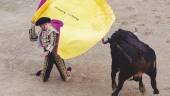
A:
[38, 26, 59, 52]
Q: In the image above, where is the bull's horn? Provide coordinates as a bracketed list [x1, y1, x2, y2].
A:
[102, 38, 109, 44]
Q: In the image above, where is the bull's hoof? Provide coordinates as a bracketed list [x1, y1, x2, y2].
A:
[112, 92, 119, 96]
[153, 89, 159, 94]
[139, 86, 146, 93]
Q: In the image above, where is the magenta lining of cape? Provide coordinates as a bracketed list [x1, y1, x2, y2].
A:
[37, 0, 46, 10]
[51, 20, 64, 33]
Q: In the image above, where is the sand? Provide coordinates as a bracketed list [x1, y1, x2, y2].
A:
[0, 0, 170, 96]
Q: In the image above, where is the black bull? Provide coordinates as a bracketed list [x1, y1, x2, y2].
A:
[102, 29, 159, 96]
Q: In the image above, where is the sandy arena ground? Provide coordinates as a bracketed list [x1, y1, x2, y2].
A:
[0, 0, 170, 96]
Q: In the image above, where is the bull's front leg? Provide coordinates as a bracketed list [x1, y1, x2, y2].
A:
[111, 68, 118, 90]
[112, 71, 131, 96]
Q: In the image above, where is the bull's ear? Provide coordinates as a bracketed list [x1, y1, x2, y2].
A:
[118, 28, 123, 32]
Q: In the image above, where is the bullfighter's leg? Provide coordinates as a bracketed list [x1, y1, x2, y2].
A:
[139, 76, 146, 94]
[42, 53, 54, 82]
[112, 71, 131, 96]
[53, 54, 71, 81]
[147, 68, 159, 94]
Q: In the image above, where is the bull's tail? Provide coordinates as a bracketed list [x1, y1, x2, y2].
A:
[154, 60, 157, 73]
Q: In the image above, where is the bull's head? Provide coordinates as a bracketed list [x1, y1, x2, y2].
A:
[102, 29, 135, 46]
[102, 29, 131, 45]
[102, 33, 118, 45]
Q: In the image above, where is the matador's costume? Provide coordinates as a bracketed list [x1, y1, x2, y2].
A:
[29, 17, 71, 82]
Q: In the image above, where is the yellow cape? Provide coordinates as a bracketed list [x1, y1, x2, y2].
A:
[32, 0, 115, 59]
